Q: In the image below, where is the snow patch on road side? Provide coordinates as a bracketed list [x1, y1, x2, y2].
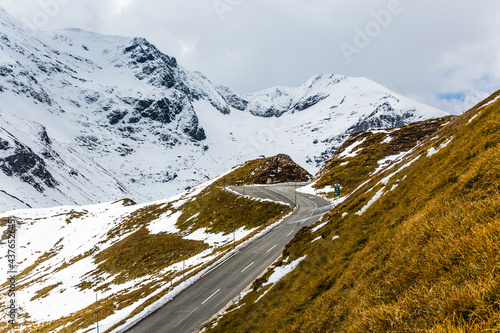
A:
[185, 226, 253, 247]
[262, 256, 307, 288]
[254, 287, 273, 304]
[296, 181, 318, 196]
[312, 221, 328, 233]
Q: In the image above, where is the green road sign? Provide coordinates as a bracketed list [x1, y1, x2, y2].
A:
[334, 184, 341, 196]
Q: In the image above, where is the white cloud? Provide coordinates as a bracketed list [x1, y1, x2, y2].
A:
[111, 0, 136, 16]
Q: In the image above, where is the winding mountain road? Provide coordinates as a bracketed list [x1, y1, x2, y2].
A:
[125, 184, 331, 333]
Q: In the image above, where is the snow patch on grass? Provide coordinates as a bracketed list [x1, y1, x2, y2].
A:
[479, 95, 500, 109]
[427, 136, 454, 157]
[339, 137, 367, 159]
[356, 187, 385, 216]
[262, 256, 307, 288]
[147, 211, 181, 234]
[312, 221, 328, 233]
[382, 135, 393, 144]
[372, 148, 415, 175]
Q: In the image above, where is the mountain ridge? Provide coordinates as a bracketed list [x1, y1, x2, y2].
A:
[0, 7, 448, 212]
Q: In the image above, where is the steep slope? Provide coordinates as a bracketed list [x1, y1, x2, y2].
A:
[206, 91, 500, 332]
[0, 154, 308, 332]
[0, 7, 447, 213]
[309, 115, 455, 197]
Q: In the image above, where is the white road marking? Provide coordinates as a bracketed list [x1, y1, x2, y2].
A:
[201, 251, 238, 278]
[287, 213, 327, 225]
[267, 244, 277, 253]
[201, 289, 221, 305]
[241, 262, 255, 273]
[173, 307, 198, 328]
[286, 230, 294, 237]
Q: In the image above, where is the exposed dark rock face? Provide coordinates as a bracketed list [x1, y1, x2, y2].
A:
[249, 106, 287, 118]
[124, 37, 178, 89]
[39, 126, 52, 146]
[292, 94, 328, 112]
[347, 102, 415, 134]
[0, 130, 58, 192]
[183, 117, 206, 141]
[216, 85, 248, 111]
[134, 97, 184, 124]
[107, 110, 128, 125]
[0, 65, 13, 77]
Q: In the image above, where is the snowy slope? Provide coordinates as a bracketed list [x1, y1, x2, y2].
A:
[0, 7, 448, 212]
[0, 162, 292, 332]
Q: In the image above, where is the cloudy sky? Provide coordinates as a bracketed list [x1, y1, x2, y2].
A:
[1, 0, 499, 114]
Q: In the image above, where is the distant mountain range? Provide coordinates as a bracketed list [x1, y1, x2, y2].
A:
[0, 7, 448, 212]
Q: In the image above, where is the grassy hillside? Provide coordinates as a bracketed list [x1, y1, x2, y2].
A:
[314, 116, 454, 196]
[0, 154, 303, 333]
[206, 91, 500, 332]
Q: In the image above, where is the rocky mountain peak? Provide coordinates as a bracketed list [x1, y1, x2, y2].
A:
[0, 7, 448, 212]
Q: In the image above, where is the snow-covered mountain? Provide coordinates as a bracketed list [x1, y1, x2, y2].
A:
[0, 7, 448, 212]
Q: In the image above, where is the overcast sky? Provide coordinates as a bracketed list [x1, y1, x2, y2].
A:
[1, 0, 499, 114]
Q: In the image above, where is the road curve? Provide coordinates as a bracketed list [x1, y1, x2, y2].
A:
[125, 184, 331, 333]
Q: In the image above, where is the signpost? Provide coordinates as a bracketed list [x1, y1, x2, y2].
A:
[334, 184, 341, 197]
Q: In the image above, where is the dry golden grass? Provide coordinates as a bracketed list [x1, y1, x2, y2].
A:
[176, 187, 288, 234]
[30, 283, 62, 301]
[315, 117, 453, 196]
[92, 227, 209, 285]
[4, 154, 296, 332]
[207, 90, 500, 333]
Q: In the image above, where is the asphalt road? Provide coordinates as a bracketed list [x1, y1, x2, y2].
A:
[125, 184, 331, 333]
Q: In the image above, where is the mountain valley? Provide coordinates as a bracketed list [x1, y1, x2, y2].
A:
[0, 7, 447, 212]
